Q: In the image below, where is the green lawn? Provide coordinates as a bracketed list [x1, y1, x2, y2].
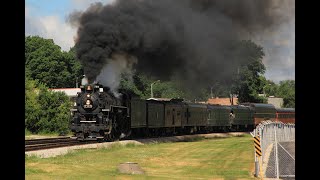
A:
[26, 134, 257, 179]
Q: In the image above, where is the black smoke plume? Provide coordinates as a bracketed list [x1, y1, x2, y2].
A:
[68, 0, 293, 94]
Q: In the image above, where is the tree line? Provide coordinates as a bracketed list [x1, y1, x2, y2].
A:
[25, 35, 295, 134]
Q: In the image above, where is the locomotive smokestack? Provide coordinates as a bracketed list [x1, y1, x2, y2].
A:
[69, 0, 294, 95]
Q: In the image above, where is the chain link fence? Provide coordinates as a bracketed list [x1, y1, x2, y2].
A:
[251, 121, 295, 179]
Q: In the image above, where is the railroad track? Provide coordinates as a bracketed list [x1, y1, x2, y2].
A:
[25, 137, 91, 151]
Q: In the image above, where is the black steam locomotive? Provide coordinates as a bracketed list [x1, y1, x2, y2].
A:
[70, 84, 295, 141]
[70, 84, 132, 141]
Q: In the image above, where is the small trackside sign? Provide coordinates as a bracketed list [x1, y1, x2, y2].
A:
[254, 136, 262, 156]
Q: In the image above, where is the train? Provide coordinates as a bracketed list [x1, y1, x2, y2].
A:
[70, 83, 295, 141]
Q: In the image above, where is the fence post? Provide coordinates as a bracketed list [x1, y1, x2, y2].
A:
[258, 127, 263, 178]
[274, 123, 279, 179]
[252, 129, 259, 177]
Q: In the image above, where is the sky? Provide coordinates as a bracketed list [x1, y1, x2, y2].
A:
[25, 0, 295, 84]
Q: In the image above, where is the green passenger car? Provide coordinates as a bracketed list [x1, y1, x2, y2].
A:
[207, 104, 231, 127]
[147, 100, 165, 128]
[184, 102, 208, 126]
[241, 103, 276, 126]
[230, 105, 254, 130]
[130, 99, 147, 128]
[163, 101, 184, 127]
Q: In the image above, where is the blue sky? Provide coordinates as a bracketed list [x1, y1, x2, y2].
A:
[25, 0, 114, 51]
[26, 0, 72, 19]
[25, 0, 295, 83]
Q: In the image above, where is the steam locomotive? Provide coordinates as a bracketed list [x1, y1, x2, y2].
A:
[70, 84, 132, 141]
[70, 84, 295, 141]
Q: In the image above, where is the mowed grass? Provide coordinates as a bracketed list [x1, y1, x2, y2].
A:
[26, 134, 256, 179]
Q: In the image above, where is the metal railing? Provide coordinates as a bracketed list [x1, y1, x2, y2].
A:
[251, 121, 295, 179]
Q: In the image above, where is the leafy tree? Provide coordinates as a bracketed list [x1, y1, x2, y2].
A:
[119, 74, 144, 97]
[276, 80, 295, 108]
[25, 78, 71, 134]
[119, 73, 189, 100]
[209, 82, 231, 98]
[25, 78, 42, 133]
[25, 36, 83, 88]
[263, 80, 278, 97]
[232, 40, 267, 103]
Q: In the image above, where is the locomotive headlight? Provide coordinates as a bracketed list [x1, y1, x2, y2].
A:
[86, 99, 91, 105]
[83, 99, 93, 109]
[87, 94, 90, 97]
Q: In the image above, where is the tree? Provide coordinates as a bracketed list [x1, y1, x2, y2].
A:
[25, 78, 71, 134]
[25, 78, 42, 133]
[232, 40, 267, 103]
[263, 80, 278, 97]
[25, 36, 83, 88]
[119, 73, 188, 100]
[276, 80, 295, 108]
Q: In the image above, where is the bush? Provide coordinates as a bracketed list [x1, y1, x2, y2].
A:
[25, 78, 71, 134]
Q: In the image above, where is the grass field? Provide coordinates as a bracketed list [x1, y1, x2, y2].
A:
[25, 134, 257, 179]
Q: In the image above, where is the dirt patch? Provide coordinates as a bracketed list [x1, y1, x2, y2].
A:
[118, 162, 145, 174]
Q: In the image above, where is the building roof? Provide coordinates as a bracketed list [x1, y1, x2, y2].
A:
[146, 97, 172, 101]
[241, 103, 275, 109]
[206, 97, 238, 105]
[49, 88, 81, 97]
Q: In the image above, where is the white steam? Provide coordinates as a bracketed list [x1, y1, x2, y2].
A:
[95, 52, 137, 93]
[81, 76, 89, 85]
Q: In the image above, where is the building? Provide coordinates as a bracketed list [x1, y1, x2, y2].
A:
[49, 88, 81, 102]
[206, 97, 238, 105]
[267, 97, 283, 108]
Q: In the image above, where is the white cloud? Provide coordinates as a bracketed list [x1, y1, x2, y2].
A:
[25, 6, 28, 16]
[25, 1, 116, 51]
[39, 16, 76, 51]
[25, 6, 47, 37]
[25, 6, 77, 51]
